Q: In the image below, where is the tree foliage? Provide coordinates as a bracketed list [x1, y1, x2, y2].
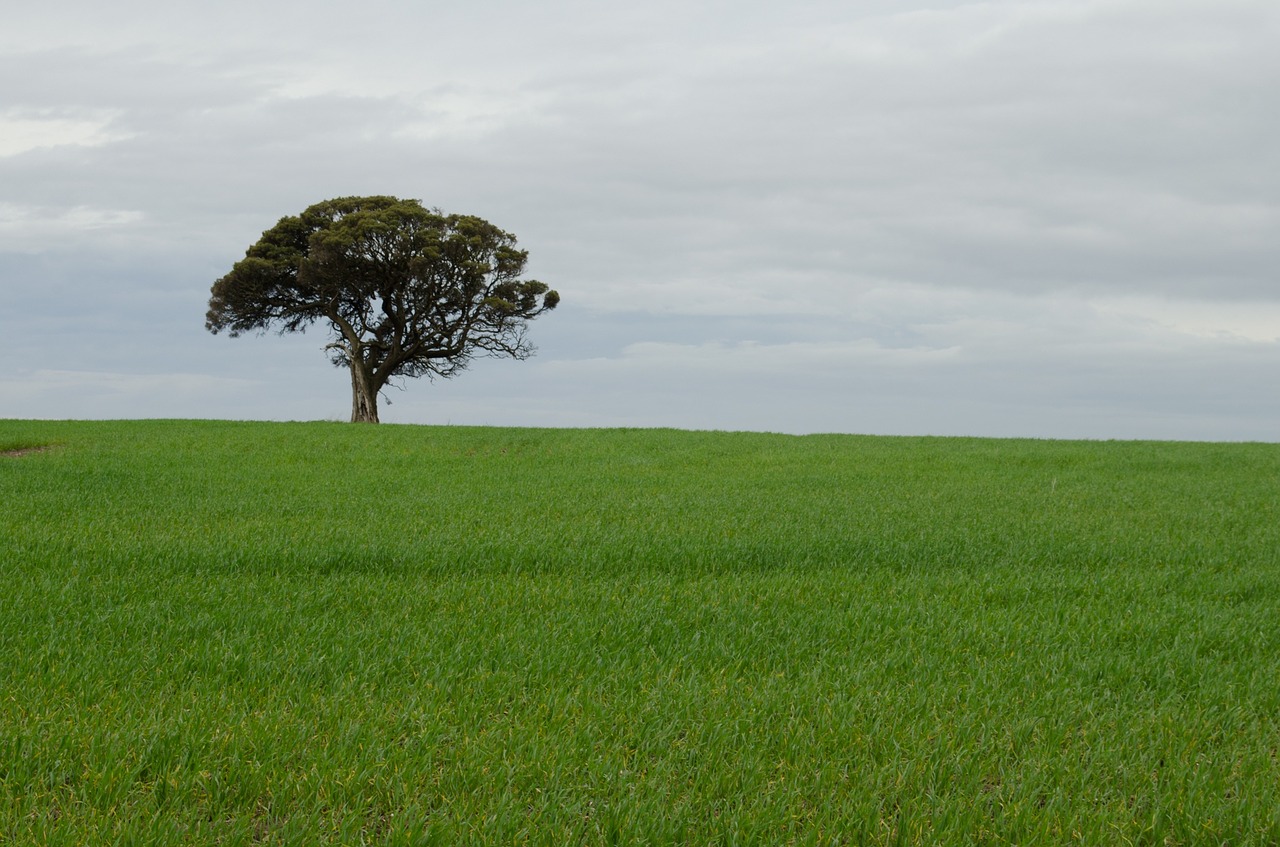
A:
[206, 196, 559, 422]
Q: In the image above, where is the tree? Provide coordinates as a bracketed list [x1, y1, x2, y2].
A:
[206, 196, 559, 423]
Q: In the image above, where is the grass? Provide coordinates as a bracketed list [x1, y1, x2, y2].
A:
[1, 419, 1278, 845]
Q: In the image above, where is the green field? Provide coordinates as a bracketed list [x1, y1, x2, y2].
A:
[2, 420, 1278, 845]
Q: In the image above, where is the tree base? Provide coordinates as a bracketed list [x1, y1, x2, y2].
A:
[350, 364, 380, 423]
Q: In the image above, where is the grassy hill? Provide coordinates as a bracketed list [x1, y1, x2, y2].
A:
[3, 420, 1278, 844]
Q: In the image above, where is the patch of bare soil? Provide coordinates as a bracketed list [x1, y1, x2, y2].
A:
[1, 446, 54, 458]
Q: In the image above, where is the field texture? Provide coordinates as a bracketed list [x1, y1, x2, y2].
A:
[2, 420, 1278, 845]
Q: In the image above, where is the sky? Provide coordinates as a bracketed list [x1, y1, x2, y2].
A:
[1, 0, 1277, 440]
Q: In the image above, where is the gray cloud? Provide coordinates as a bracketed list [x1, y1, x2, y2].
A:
[1, 0, 1276, 438]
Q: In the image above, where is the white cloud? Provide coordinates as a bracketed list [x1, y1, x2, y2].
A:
[558, 338, 963, 379]
[0, 203, 145, 252]
[1093, 297, 1280, 344]
[0, 108, 132, 157]
[0, 369, 265, 420]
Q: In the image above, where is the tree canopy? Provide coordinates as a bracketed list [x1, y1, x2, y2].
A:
[206, 196, 559, 422]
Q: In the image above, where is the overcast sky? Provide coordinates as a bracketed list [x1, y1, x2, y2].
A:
[2, 0, 1277, 440]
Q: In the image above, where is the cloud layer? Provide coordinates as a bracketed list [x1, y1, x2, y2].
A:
[1, 0, 1276, 439]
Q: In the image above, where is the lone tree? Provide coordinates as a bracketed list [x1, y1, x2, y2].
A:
[206, 196, 559, 423]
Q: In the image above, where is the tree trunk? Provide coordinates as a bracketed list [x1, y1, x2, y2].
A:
[349, 361, 380, 423]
